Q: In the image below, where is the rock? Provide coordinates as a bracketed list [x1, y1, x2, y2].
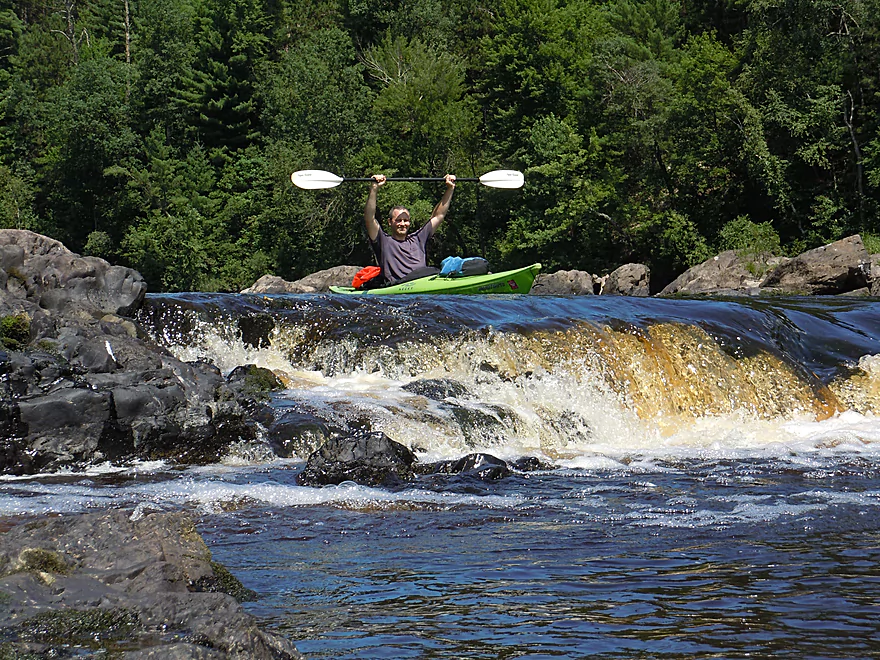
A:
[241, 274, 298, 294]
[297, 431, 418, 487]
[402, 378, 470, 400]
[0, 509, 303, 659]
[0, 229, 146, 318]
[531, 269, 596, 295]
[660, 250, 764, 296]
[760, 235, 870, 295]
[603, 263, 650, 296]
[869, 253, 880, 297]
[434, 453, 512, 480]
[242, 265, 361, 294]
[238, 313, 275, 348]
[268, 409, 336, 459]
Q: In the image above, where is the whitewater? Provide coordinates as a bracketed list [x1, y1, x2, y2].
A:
[3, 292, 879, 658]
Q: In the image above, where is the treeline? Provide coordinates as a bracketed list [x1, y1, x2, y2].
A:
[1, 0, 879, 292]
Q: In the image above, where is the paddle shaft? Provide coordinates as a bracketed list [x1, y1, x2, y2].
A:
[342, 177, 478, 183]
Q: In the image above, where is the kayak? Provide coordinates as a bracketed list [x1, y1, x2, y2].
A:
[330, 263, 542, 295]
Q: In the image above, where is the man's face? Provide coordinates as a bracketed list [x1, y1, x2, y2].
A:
[389, 209, 410, 240]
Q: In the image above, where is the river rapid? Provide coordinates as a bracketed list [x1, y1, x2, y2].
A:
[3, 292, 880, 658]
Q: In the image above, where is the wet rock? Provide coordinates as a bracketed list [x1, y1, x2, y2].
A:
[0, 509, 303, 659]
[603, 263, 650, 296]
[0, 230, 396, 473]
[227, 364, 284, 397]
[402, 377, 470, 400]
[238, 313, 275, 349]
[297, 431, 418, 487]
[269, 409, 335, 459]
[512, 456, 555, 471]
[872, 254, 880, 297]
[760, 234, 871, 295]
[435, 453, 512, 480]
[531, 269, 596, 295]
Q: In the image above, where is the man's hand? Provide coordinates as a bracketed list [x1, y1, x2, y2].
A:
[371, 174, 387, 188]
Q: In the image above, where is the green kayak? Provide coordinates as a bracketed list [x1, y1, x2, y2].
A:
[330, 263, 542, 295]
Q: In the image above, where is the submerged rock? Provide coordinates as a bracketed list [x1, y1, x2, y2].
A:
[0, 509, 303, 659]
[269, 409, 337, 459]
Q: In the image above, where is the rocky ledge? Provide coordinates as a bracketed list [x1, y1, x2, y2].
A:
[0, 509, 302, 659]
[242, 234, 879, 297]
[0, 229, 284, 475]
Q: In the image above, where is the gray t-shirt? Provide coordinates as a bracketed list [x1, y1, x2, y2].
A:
[371, 222, 435, 282]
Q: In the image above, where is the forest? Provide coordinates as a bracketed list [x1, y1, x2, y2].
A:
[1, 0, 879, 292]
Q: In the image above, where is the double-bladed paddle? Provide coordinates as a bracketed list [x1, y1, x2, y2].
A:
[291, 169, 525, 190]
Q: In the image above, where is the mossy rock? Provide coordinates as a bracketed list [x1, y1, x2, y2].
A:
[16, 607, 140, 646]
[0, 314, 30, 350]
[6, 548, 71, 577]
[227, 364, 283, 399]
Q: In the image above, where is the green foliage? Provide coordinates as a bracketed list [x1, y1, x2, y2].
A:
[0, 163, 38, 229]
[718, 215, 782, 275]
[862, 232, 880, 254]
[365, 34, 477, 173]
[718, 216, 781, 255]
[647, 210, 711, 276]
[83, 230, 114, 259]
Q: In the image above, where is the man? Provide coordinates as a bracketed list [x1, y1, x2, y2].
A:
[363, 173, 456, 283]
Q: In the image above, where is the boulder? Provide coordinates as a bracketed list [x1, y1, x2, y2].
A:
[0, 229, 146, 317]
[603, 263, 650, 296]
[0, 509, 303, 659]
[242, 265, 361, 294]
[660, 250, 764, 296]
[297, 431, 418, 487]
[531, 269, 595, 295]
[760, 234, 870, 295]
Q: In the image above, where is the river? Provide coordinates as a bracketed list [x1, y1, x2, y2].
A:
[3, 292, 880, 658]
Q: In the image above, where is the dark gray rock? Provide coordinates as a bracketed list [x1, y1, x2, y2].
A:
[603, 263, 650, 296]
[531, 269, 596, 295]
[269, 409, 335, 459]
[760, 235, 870, 295]
[402, 378, 470, 400]
[0, 229, 146, 318]
[238, 313, 275, 349]
[297, 431, 418, 487]
[435, 453, 512, 480]
[0, 509, 303, 659]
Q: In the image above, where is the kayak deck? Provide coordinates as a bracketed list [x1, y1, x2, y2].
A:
[330, 263, 542, 295]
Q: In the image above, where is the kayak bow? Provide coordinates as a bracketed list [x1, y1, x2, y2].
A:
[330, 263, 542, 295]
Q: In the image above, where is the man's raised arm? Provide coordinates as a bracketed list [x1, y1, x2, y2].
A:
[428, 174, 456, 232]
[363, 174, 386, 241]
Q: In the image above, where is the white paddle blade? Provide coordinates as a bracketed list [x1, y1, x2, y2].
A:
[479, 169, 525, 189]
[291, 170, 344, 189]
